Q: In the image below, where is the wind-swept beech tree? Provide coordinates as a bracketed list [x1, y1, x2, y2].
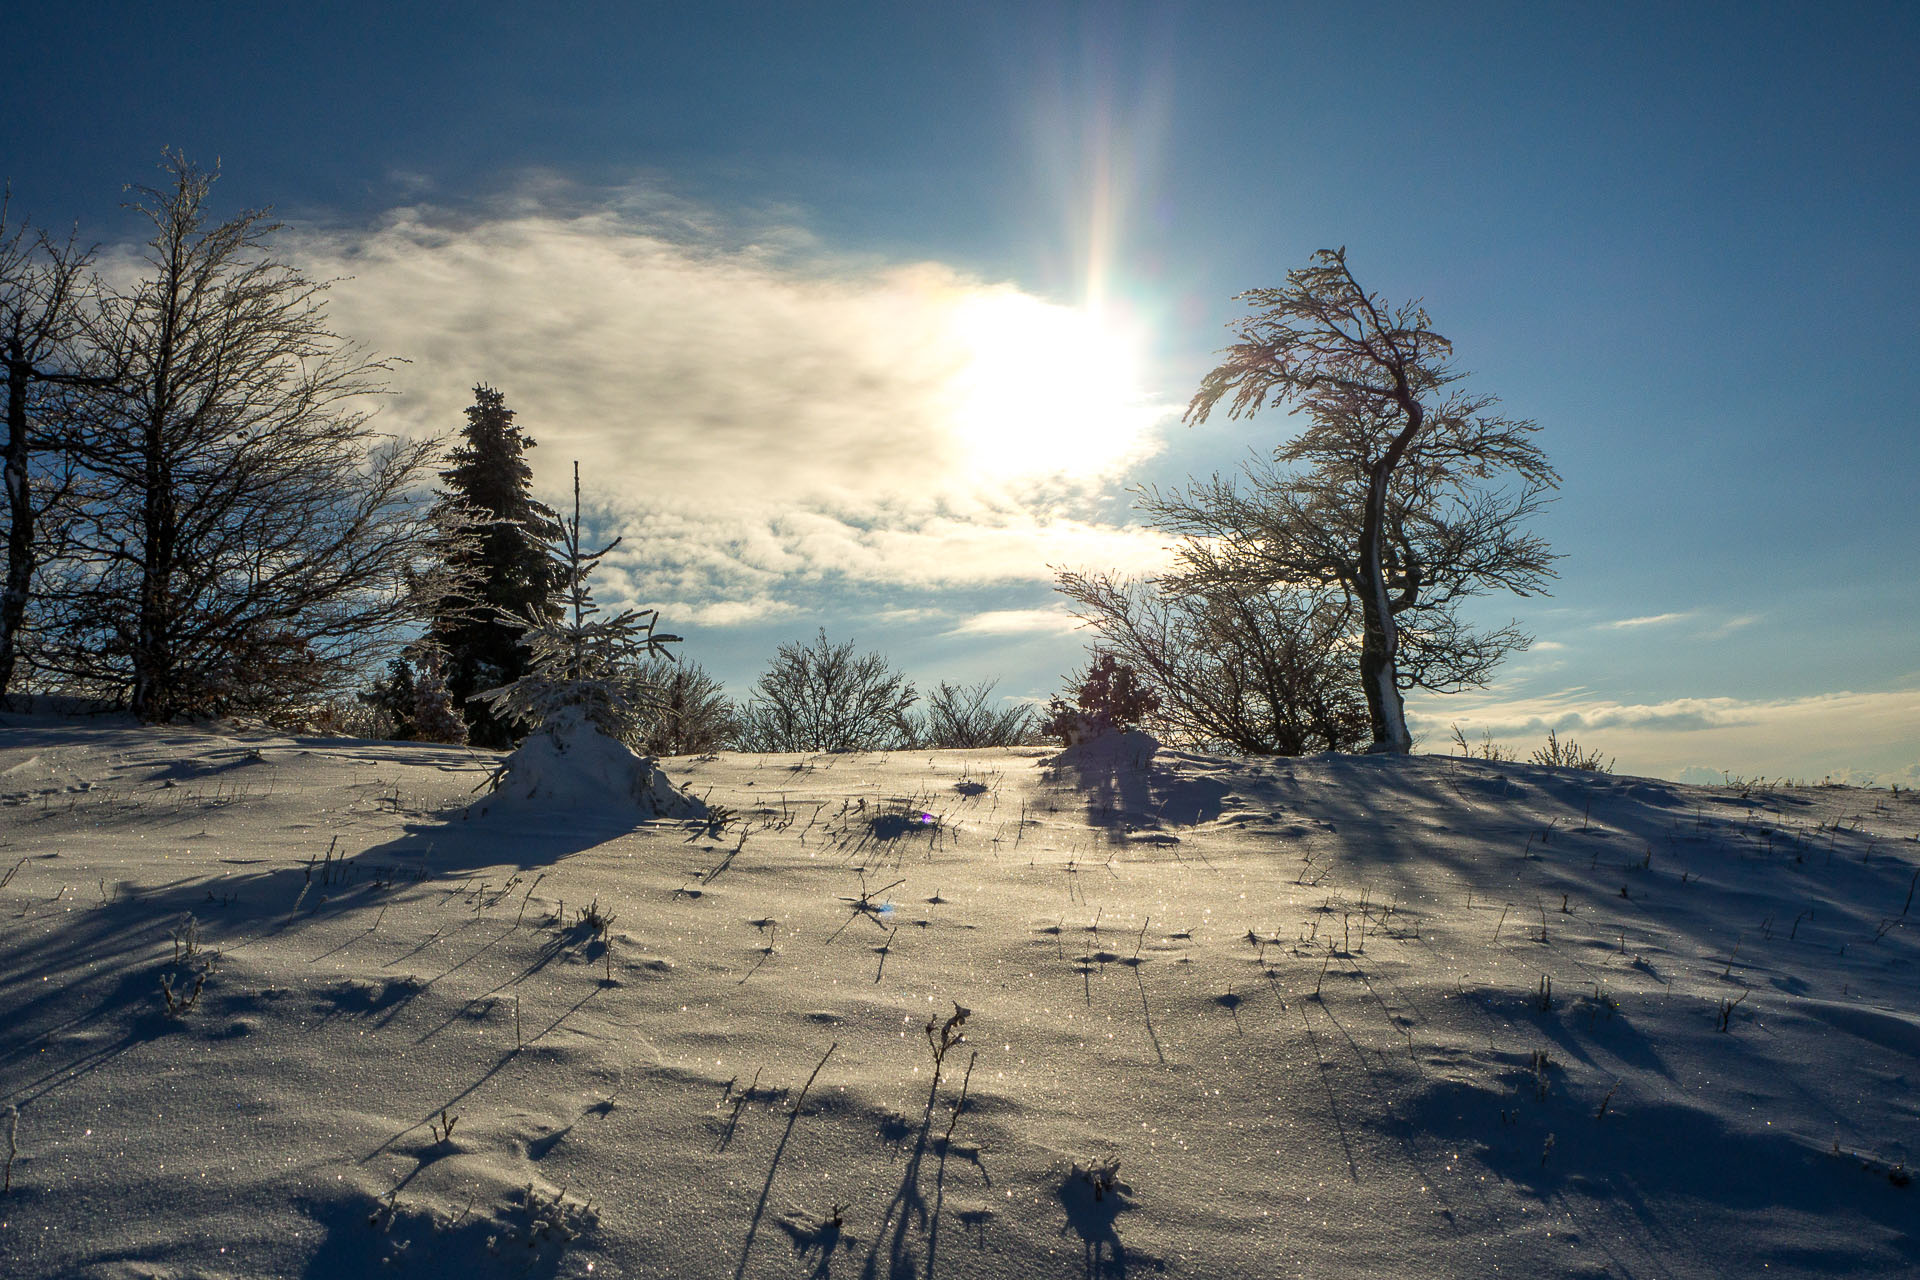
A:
[1182, 249, 1558, 752]
[0, 202, 104, 702]
[37, 155, 440, 720]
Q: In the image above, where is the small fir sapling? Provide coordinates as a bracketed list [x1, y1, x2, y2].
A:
[476, 462, 681, 746]
[472, 463, 704, 817]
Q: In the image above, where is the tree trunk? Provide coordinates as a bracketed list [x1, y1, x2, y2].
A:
[130, 411, 176, 722]
[0, 354, 30, 701]
[1357, 394, 1423, 753]
[1355, 458, 1412, 752]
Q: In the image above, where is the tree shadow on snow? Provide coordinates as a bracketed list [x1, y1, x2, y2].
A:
[1402, 1072, 1920, 1273]
[1044, 733, 1231, 842]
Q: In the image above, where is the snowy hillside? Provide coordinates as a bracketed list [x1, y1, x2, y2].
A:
[0, 712, 1914, 1278]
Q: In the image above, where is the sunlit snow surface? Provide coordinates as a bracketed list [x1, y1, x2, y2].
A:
[1, 713, 1915, 1278]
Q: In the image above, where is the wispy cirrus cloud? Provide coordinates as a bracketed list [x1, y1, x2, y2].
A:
[1602, 612, 1694, 630]
[945, 607, 1084, 636]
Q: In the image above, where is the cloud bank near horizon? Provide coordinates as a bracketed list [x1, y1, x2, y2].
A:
[1411, 685, 1920, 785]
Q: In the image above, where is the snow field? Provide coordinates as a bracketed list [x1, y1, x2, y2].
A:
[0, 715, 1915, 1278]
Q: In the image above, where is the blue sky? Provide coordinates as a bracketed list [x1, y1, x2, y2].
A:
[6, 3, 1917, 781]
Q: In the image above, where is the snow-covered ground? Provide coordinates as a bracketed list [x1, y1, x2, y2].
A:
[1, 711, 1914, 1278]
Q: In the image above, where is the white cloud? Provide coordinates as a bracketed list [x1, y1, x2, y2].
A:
[640, 597, 802, 629]
[1699, 613, 1763, 639]
[287, 186, 1179, 609]
[946, 607, 1084, 637]
[1602, 612, 1693, 630]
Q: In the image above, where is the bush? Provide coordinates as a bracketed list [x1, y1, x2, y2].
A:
[1054, 569, 1369, 755]
[621, 657, 734, 756]
[356, 658, 417, 739]
[1042, 654, 1160, 745]
[409, 648, 468, 745]
[1451, 724, 1612, 773]
[921, 678, 1041, 748]
[733, 630, 916, 753]
[1529, 729, 1612, 773]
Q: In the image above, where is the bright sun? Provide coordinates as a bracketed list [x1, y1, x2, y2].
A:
[945, 289, 1161, 484]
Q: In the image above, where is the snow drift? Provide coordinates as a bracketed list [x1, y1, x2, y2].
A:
[470, 706, 706, 821]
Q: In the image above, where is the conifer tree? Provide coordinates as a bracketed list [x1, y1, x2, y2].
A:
[359, 657, 417, 739]
[428, 385, 564, 748]
[409, 646, 467, 745]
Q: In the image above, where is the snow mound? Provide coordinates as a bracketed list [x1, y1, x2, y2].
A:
[471, 708, 705, 821]
[1048, 728, 1160, 770]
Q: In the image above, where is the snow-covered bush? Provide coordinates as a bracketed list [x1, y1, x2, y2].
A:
[409, 648, 467, 745]
[620, 656, 734, 756]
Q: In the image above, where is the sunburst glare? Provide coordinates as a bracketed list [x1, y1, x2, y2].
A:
[944, 287, 1163, 485]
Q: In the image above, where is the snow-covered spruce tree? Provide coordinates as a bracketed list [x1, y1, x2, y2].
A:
[472, 464, 701, 817]
[427, 385, 564, 749]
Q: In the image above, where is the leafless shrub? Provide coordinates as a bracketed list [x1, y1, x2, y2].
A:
[733, 630, 916, 753]
[1530, 729, 1612, 773]
[622, 656, 735, 756]
[920, 678, 1040, 748]
[1056, 570, 1367, 754]
[1450, 723, 1516, 762]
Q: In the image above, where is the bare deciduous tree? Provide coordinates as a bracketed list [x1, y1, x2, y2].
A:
[0, 200, 103, 702]
[733, 630, 916, 753]
[1053, 568, 1369, 755]
[1183, 248, 1558, 751]
[34, 155, 440, 720]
